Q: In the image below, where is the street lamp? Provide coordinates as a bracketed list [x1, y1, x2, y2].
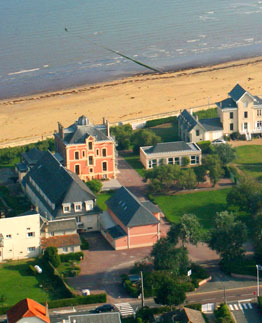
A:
[256, 264, 262, 297]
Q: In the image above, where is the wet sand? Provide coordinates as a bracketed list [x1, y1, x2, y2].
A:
[1, 56, 262, 146]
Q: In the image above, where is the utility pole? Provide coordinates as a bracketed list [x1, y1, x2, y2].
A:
[224, 286, 226, 303]
[256, 265, 260, 297]
[140, 271, 144, 309]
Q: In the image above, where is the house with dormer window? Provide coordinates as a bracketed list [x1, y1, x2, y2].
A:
[54, 116, 117, 181]
[22, 151, 98, 231]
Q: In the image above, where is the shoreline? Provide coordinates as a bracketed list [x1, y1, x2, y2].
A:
[1, 55, 262, 146]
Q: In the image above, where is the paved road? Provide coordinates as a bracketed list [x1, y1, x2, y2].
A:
[228, 301, 262, 323]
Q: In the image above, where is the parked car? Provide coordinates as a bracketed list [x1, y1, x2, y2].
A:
[211, 138, 226, 145]
[90, 304, 116, 313]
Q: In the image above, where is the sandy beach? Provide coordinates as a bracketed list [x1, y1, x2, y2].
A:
[1, 56, 262, 147]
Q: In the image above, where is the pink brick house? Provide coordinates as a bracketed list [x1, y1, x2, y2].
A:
[55, 116, 116, 181]
[100, 187, 161, 250]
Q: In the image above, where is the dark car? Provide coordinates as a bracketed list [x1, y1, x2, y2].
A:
[91, 304, 115, 313]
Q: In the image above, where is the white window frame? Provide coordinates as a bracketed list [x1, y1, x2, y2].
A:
[257, 110, 262, 117]
[85, 201, 93, 211]
[256, 121, 262, 129]
[175, 157, 180, 165]
[28, 247, 36, 252]
[191, 155, 197, 165]
[62, 247, 68, 253]
[27, 232, 35, 238]
[168, 157, 173, 165]
[74, 202, 82, 212]
[63, 203, 71, 213]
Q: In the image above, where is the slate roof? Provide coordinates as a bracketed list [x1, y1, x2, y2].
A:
[253, 96, 262, 105]
[22, 148, 45, 166]
[198, 118, 223, 131]
[216, 98, 237, 110]
[107, 225, 127, 239]
[45, 218, 77, 233]
[142, 141, 200, 155]
[41, 234, 81, 248]
[141, 201, 162, 214]
[7, 298, 50, 323]
[106, 187, 159, 228]
[228, 83, 246, 101]
[178, 109, 200, 132]
[16, 162, 28, 172]
[68, 313, 121, 323]
[62, 116, 109, 144]
[22, 151, 96, 218]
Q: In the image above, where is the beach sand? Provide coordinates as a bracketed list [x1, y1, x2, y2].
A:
[1, 56, 262, 146]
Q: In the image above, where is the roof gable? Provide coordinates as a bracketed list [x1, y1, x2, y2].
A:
[106, 187, 159, 227]
[228, 84, 247, 102]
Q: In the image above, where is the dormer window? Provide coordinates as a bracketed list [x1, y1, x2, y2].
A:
[74, 203, 82, 212]
[85, 201, 93, 211]
[63, 204, 71, 213]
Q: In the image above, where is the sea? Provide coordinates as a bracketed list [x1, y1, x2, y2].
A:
[1, 0, 262, 99]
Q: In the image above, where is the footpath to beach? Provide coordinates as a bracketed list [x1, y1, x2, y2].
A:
[1, 56, 262, 146]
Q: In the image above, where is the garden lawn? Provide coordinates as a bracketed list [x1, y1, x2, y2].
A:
[234, 145, 262, 181]
[149, 122, 180, 142]
[0, 259, 56, 307]
[153, 189, 230, 230]
[96, 191, 114, 211]
[122, 153, 145, 177]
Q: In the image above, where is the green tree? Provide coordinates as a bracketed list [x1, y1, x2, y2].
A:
[203, 154, 224, 186]
[193, 165, 206, 183]
[43, 246, 61, 268]
[86, 179, 102, 193]
[132, 129, 161, 154]
[213, 143, 236, 166]
[177, 168, 197, 190]
[155, 278, 186, 307]
[181, 156, 190, 167]
[208, 211, 248, 266]
[110, 124, 133, 150]
[168, 214, 202, 246]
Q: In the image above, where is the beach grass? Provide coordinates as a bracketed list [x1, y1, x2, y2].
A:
[152, 189, 230, 230]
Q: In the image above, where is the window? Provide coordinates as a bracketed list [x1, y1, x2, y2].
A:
[63, 247, 68, 253]
[244, 101, 248, 108]
[244, 111, 248, 118]
[96, 149, 99, 156]
[51, 232, 55, 236]
[70, 247, 74, 252]
[230, 123, 234, 131]
[76, 216, 81, 223]
[102, 162, 107, 171]
[27, 228, 30, 231]
[158, 159, 164, 165]
[175, 157, 180, 165]
[63, 204, 71, 213]
[191, 156, 199, 165]
[230, 112, 234, 119]
[85, 201, 93, 211]
[168, 158, 173, 165]
[28, 247, 35, 252]
[244, 122, 248, 130]
[88, 142, 93, 150]
[256, 121, 262, 129]
[90, 168, 93, 173]
[196, 129, 200, 136]
[74, 203, 82, 212]
[89, 156, 93, 165]
[102, 174, 107, 179]
[6, 234, 12, 239]
[152, 159, 157, 168]
[75, 164, 80, 175]
[257, 110, 262, 117]
[27, 232, 35, 237]
[102, 148, 107, 157]
[75, 151, 79, 160]
[82, 151, 85, 157]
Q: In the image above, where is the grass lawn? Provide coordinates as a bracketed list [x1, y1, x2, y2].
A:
[96, 191, 114, 210]
[194, 107, 218, 119]
[234, 145, 262, 181]
[152, 189, 230, 230]
[149, 122, 180, 142]
[121, 153, 145, 177]
[0, 259, 63, 307]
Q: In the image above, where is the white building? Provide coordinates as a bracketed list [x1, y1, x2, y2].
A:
[0, 211, 41, 262]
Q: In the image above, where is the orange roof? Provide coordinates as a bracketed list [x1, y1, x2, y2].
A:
[7, 298, 50, 323]
[41, 234, 81, 249]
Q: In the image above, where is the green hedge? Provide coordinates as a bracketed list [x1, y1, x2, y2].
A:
[60, 252, 84, 262]
[0, 306, 10, 315]
[145, 116, 177, 128]
[214, 303, 234, 323]
[46, 294, 106, 308]
[185, 303, 202, 311]
[196, 141, 212, 154]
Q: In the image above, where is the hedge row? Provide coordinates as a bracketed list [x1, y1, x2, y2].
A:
[145, 116, 177, 128]
[46, 293, 107, 309]
[60, 251, 84, 262]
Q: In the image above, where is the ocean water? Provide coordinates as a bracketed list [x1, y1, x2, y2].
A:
[1, 0, 262, 99]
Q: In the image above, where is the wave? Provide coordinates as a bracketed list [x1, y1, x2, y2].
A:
[187, 39, 200, 43]
[8, 68, 40, 76]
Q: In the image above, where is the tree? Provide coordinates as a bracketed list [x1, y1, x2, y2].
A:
[181, 156, 190, 167]
[193, 165, 206, 183]
[155, 278, 186, 307]
[213, 143, 236, 166]
[177, 169, 197, 190]
[208, 211, 248, 265]
[86, 179, 102, 193]
[132, 129, 161, 154]
[110, 124, 133, 150]
[168, 214, 202, 246]
[43, 246, 61, 268]
[203, 154, 224, 186]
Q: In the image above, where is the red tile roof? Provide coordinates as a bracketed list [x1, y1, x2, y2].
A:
[41, 234, 81, 249]
[7, 298, 50, 323]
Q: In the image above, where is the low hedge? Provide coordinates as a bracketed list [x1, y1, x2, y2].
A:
[145, 116, 177, 128]
[46, 293, 106, 308]
[60, 252, 84, 262]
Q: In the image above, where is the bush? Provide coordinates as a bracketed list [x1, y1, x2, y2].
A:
[185, 303, 202, 311]
[196, 141, 212, 154]
[80, 236, 89, 250]
[60, 252, 84, 262]
[86, 179, 102, 193]
[215, 303, 234, 323]
[43, 247, 61, 268]
[181, 156, 190, 167]
[230, 132, 246, 141]
[123, 279, 140, 298]
[46, 293, 107, 308]
[145, 116, 177, 128]
[29, 264, 37, 275]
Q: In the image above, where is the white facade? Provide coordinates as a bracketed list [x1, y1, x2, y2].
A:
[0, 213, 41, 262]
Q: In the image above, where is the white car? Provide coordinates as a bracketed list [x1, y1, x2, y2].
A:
[211, 138, 226, 145]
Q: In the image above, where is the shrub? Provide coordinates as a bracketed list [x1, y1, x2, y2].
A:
[185, 303, 202, 311]
[181, 156, 190, 167]
[80, 236, 89, 250]
[196, 141, 212, 154]
[46, 294, 106, 308]
[43, 247, 61, 268]
[86, 179, 102, 193]
[145, 116, 177, 128]
[214, 303, 234, 323]
[29, 264, 37, 275]
[230, 132, 246, 141]
[60, 252, 84, 262]
[123, 279, 140, 298]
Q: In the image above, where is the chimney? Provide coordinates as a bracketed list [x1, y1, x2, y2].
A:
[196, 115, 199, 121]
[190, 108, 193, 115]
[102, 117, 106, 125]
[58, 122, 64, 140]
[45, 301, 49, 319]
[106, 120, 110, 137]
